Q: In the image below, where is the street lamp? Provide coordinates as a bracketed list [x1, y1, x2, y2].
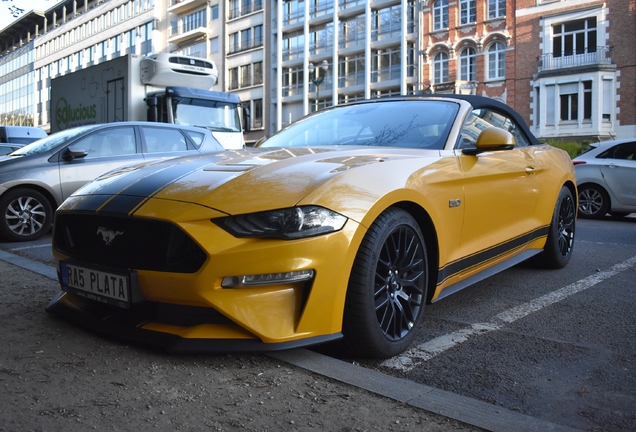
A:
[308, 59, 329, 112]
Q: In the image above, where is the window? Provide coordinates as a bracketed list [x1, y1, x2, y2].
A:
[253, 98, 263, 129]
[183, 130, 205, 148]
[140, 21, 153, 55]
[583, 80, 592, 120]
[229, 67, 239, 90]
[240, 65, 251, 87]
[433, 0, 448, 31]
[282, 33, 305, 61]
[141, 127, 188, 153]
[487, 41, 506, 80]
[460, 0, 476, 25]
[282, 66, 304, 97]
[433, 51, 448, 84]
[552, 18, 597, 57]
[458, 109, 531, 149]
[488, 0, 505, 19]
[229, 32, 239, 53]
[211, 37, 219, 54]
[558, 81, 592, 122]
[180, 41, 206, 58]
[371, 47, 401, 82]
[459, 47, 476, 81]
[211, 5, 219, 20]
[241, 28, 252, 50]
[254, 61, 263, 85]
[559, 85, 578, 122]
[599, 143, 636, 160]
[254, 25, 263, 46]
[71, 128, 137, 158]
[127, 28, 137, 54]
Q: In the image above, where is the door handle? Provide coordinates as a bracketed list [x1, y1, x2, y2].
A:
[526, 166, 537, 175]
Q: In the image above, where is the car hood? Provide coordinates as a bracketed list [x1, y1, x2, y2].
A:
[67, 146, 440, 215]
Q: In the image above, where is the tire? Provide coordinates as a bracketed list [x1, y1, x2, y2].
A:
[534, 186, 576, 269]
[578, 184, 609, 219]
[342, 208, 428, 358]
[0, 188, 53, 242]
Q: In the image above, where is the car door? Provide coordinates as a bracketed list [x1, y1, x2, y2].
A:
[455, 108, 542, 270]
[599, 141, 636, 206]
[58, 126, 143, 200]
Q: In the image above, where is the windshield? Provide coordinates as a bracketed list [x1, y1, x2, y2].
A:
[11, 126, 94, 156]
[174, 98, 242, 133]
[261, 100, 460, 150]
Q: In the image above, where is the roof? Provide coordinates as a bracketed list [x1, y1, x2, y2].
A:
[0, 0, 77, 54]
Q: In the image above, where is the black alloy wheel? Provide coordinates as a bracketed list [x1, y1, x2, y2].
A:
[343, 208, 428, 358]
[535, 186, 576, 269]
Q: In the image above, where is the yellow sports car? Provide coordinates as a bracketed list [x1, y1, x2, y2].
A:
[47, 95, 576, 358]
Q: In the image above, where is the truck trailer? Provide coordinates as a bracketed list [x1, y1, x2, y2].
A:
[50, 53, 249, 149]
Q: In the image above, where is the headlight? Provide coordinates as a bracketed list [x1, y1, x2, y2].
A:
[214, 206, 347, 240]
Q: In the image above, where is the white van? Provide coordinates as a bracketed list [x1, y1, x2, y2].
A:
[0, 126, 47, 145]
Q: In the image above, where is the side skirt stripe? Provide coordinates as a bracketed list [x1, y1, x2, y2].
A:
[437, 225, 549, 285]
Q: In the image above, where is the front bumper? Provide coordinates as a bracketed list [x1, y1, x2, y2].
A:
[46, 291, 341, 353]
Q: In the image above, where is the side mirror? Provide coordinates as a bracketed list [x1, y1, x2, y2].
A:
[462, 127, 515, 156]
[63, 147, 88, 161]
[253, 136, 267, 148]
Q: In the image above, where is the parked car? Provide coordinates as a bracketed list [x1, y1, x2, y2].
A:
[0, 126, 47, 146]
[0, 122, 224, 242]
[47, 95, 577, 358]
[573, 139, 636, 219]
[0, 143, 24, 156]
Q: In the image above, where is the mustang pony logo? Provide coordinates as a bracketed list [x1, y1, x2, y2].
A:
[97, 227, 124, 245]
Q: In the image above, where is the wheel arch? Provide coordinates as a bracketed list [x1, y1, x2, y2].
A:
[564, 180, 578, 207]
[578, 179, 611, 203]
[391, 201, 440, 305]
[0, 183, 60, 213]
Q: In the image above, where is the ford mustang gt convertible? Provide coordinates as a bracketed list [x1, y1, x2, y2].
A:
[47, 95, 577, 358]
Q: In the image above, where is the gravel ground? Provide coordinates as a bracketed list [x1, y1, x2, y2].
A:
[0, 259, 483, 432]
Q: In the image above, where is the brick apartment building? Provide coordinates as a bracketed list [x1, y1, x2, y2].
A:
[421, 0, 635, 142]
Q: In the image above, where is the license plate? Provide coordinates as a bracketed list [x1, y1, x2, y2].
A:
[61, 262, 130, 306]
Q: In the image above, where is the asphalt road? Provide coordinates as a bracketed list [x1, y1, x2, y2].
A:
[1, 215, 635, 431]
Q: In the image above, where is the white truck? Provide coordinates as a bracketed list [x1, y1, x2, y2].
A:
[50, 53, 249, 149]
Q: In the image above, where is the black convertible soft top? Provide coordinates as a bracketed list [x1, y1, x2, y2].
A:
[423, 94, 541, 146]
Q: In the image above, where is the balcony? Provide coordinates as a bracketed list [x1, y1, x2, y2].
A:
[537, 46, 612, 73]
[168, 0, 207, 15]
[168, 20, 210, 45]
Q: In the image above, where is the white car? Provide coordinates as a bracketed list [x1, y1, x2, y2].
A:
[573, 139, 636, 219]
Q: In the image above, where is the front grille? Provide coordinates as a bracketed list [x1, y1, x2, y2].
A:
[54, 213, 207, 273]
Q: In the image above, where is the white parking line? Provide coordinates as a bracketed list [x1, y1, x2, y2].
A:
[382, 254, 636, 372]
[8, 243, 51, 251]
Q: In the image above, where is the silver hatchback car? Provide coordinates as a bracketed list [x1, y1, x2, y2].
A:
[573, 139, 636, 219]
[0, 122, 223, 242]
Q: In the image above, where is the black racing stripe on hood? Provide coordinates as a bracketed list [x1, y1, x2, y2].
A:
[74, 156, 216, 213]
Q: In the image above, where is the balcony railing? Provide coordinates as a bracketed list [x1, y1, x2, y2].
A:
[228, 37, 264, 54]
[310, 0, 334, 18]
[169, 18, 208, 38]
[229, 0, 263, 20]
[371, 66, 401, 83]
[537, 46, 612, 72]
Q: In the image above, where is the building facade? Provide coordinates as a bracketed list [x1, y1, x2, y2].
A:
[0, 0, 634, 143]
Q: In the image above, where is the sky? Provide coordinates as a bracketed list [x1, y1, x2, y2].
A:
[0, 0, 63, 30]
